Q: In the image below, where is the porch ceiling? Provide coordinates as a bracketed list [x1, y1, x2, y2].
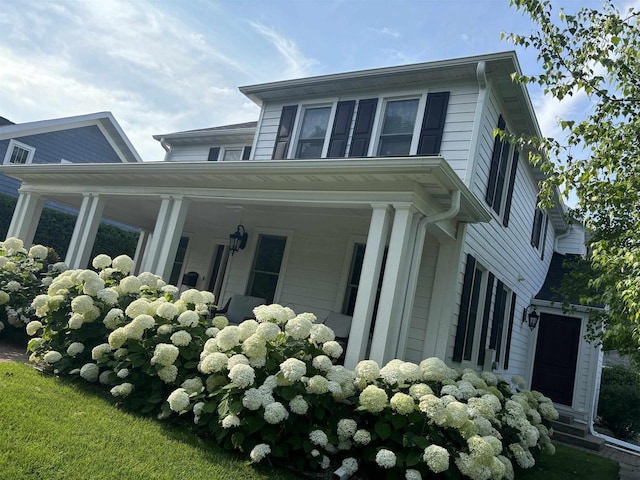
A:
[1, 157, 492, 230]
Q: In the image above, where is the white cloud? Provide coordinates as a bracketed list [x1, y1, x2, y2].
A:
[370, 27, 400, 38]
[249, 21, 317, 79]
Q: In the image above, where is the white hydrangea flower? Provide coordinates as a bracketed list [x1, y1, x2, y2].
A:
[29, 244, 49, 260]
[180, 289, 203, 305]
[380, 359, 405, 385]
[167, 388, 190, 412]
[110, 382, 133, 397]
[241, 334, 267, 359]
[341, 458, 358, 475]
[249, 443, 271, 463]
[355, 359, 380, 383]
[284, 314, 313, 340]
[289, 395, 309, 415]
[279, 358, 307, 383]
[212, 315, 228, 329]
[228, 363, 255, 388]
[137, 272, 159, 289]
[170, 330, 192, 347]
[151, 343, 180, 366]
[200, 352, 228, 374]
[125, 299, 150, 319]
[112, 255, 134, 274]
[43, 350, 62, 364]
[205, 327, 218, 337]
[306, 375, 330, 395]
[6, 280, 20, 292]
[409, 383, 433, 400]
[117, 368, 129, 379]
[390, 392, 415, 415]
[91, 343, 113, 361]
[222, 414, 241, 428]
[322, 340, 343, 359]
[26, 321, 42, 336]
[193, 402, 205, 416]
[423, 445, 449, 473]
[405, 469, 422, 480]
[419, 394, 447, 426]
[71, 295, 94, 314]
[445, 401, 469, 428]
[181, 377, 204, 394]
[351, 428, 370, 445]
[3, 237, 23, 252]
[309, 429, 328, 447]
[158, 365, 178, 383]
[92, 254, 112, 269]
[309, 323, 335, 344]
[253, 304, 291, 324]
[255, 321, 280, 341]
[376, 449, 396, 469]
[358, 385, 388, 413]
[119, 276, 142, 294]
[96, 288, 119, 305]
[99, 370, 114, 385]
[420, 357, 454, 382]
[175, 310, 199, 328]
[238, 319, 259, 340]
[312, 355, 333, 373]
[108, 327, 128, 349]
[227, 354, 250, 370]
[80, 363, 100, 382]
[242, 388, 264, 410]
[263, 401, 288, 424]
[337, 418, 357, 439]
[66, 342, 85, 357]
[103, 308, 124, 330]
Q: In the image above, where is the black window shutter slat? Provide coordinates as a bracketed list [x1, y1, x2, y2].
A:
[242, 146, 252, 160]
[453, 254, 476, 362]
[541, 216, 549, 260]
[477, 272, 495, 367]
[489, 281, 507, 361]
[272, 105, 298, 160]
[531, 207, 543, 248]
[503, 292, 517, 370]
[207, 147, 220, 161]
[417, 91, 450, 155]
[348, 98, 378, 157]
[502, 150, 519, 226]
[327, 100, 355, 158]
[486, 115, 506, 205]
[463, 268, 483, 361]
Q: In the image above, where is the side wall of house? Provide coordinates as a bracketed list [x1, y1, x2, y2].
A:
[447, 83, 556, 377]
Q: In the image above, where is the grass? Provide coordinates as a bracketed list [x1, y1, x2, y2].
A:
[517, 443, 619, 480]
[0, 362, 300, 480]
[0, 362, 620, 480]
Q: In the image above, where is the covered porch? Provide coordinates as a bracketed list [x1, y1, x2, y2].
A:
[1, 158, 490, 367]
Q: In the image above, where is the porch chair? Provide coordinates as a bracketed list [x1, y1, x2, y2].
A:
[211, 295, 267, 325]
[323, 311, 353, 350]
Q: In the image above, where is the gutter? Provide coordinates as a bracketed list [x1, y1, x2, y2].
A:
[588, 384, 640, 454]
[159, 138, 171, 162]
[396, 190, 462, 356]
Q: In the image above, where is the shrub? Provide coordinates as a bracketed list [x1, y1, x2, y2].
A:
[20, 251, 558, 480]
[598, 365, 640, 439]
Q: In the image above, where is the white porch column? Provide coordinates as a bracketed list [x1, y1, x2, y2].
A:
[344, 204, 391, 369]
[369, 204, 419, 366]
[65, 193, 105, 269]
[132, 229, 151, 274]
[140, 196, 189, 281]
[6, 192, 44, 247]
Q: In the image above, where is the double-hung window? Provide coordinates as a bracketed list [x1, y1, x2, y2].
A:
[247, 234, 287, 304]
[222, 148, 243, 161]
[3, 140, 35, 165]
[377, 99, 419, 156]
[296, 106, 331, 159]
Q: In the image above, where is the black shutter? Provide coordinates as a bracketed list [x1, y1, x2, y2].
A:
[503, 292, 517, 370]
[502, 150, 519, 226]
[477, 272, 495, 367]
[272, 105, 298, 160]
[453, 254, 476, 362]
[327, 100, 355, 158]
[531, 207, 543, 248]
[417, 92, 450, 155]
[207, 147, 220, 161]
[486, 115, 506, 205]
[242, 146, 252, 160]
[489, 281, 507, 360]
[348, 98, 378, 157]
[541, 216, 549, 260]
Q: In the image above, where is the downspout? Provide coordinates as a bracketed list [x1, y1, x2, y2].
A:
[159, 138, 172, 162]
[396, 190, 462, 357]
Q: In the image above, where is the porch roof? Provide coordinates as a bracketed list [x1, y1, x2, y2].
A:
[1, 157, 492, 235]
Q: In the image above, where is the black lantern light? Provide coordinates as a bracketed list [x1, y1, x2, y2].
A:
[229, 225, 248, 256]
[523, 305, 540, 331]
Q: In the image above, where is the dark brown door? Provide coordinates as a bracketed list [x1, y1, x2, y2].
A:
[531, 313, 581, 406]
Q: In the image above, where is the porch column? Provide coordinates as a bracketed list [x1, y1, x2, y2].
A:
[132, 229, 151, 274]
[65, 193, 105, 269]
[369, 204, 420, 366]
[140, 196, 189, 281]
[6, 191, 44, 247]
[344, 204, 391, 369]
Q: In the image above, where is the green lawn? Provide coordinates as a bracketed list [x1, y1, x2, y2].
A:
[0, 362, 620, 480]
[0, 362, 299, 480]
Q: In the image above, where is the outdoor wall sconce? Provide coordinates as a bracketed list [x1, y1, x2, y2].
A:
[229, 225, 248, 256]
[523, 305, 540, 331]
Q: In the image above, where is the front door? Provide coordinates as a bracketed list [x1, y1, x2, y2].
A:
[531, 313, 581, 406]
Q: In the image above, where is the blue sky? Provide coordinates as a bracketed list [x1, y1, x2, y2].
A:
[0, 0, 631, 161]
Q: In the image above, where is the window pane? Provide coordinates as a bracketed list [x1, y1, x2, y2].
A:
[223, 149, 242, 161]
[297, 139, 324, 159]
[169, 236, 190, 286]
[248, 272, 279, 304]
[378, 136, 412, 156]
[253, 235, 286, 273]
[299, 107, 330, 139]
[381, 99, 418, 135]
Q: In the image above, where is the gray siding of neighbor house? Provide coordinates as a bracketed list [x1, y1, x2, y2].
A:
[0, 125, 123, 197]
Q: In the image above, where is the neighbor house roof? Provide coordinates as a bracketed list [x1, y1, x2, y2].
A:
[0, 112, 142, 163]
[153, 121, 257, 147]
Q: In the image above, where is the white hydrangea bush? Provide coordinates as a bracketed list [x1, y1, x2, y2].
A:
[26, 252, 216, 413]
[0, 237, 60, 338]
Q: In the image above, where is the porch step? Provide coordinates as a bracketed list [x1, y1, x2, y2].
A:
[557, 413, 574, 424]
[552, 430, 606, 451]
[550, 419, 589, 437]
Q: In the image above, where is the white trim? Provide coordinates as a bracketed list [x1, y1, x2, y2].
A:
[291, 102, 336, 159]
[3, 139, 35, 165]
[334, 235, 368, 313]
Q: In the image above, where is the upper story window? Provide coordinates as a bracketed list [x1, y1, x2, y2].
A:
[485, 115, 519, 227]
[377, 99, 419, 156]
[3, 140, 35, 165]
[208, 145, 252, 161]
[272, 92, 449, 160]
[223, 148, 243, 161]
[296, 106, 331, 159]
[531, 205, 549, 259]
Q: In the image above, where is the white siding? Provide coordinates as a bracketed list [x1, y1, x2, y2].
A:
[167, 145, 211, 162]
[556, 224, 587, 256]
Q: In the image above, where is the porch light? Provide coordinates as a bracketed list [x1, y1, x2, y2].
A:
[229, 225, 248, 256]
[523, 305, 540, 331]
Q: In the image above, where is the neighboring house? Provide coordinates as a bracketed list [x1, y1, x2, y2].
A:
[0, 51, 601, 430]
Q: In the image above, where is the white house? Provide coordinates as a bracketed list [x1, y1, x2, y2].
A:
[0, 51, 601, 431]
